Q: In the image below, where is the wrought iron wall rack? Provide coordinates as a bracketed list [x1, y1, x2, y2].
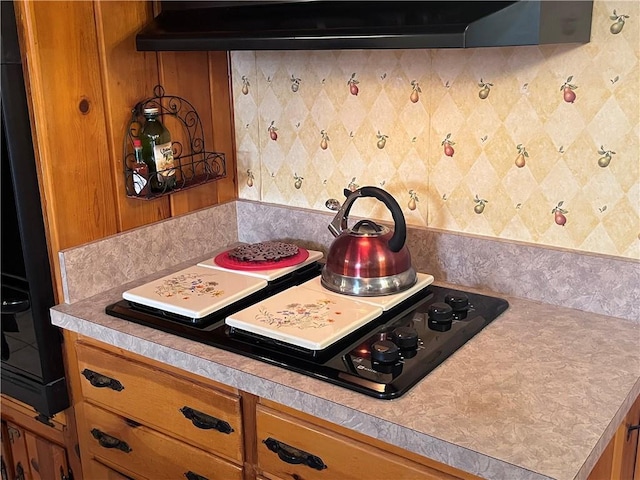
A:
[123, 85, 226, 200]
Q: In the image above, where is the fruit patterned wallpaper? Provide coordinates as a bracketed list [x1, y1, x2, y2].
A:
[230, 0, 639, 260]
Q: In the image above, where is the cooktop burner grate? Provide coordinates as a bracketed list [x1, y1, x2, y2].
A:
[106, 267, 508, 399]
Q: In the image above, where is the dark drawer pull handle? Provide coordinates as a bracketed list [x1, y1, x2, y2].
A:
[184, 472, 209, 480]
[81, 369, 124, 391]
[263, 437, 327, 471]
[90, 428, 132, 453]
[180, 407, 233, 434]
[16, 462, 25, 480]
[628, 423, 640, 440]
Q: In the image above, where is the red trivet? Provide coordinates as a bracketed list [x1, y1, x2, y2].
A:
[213, 248, 310, 271]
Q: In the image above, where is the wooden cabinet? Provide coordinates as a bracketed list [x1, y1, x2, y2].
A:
[80, 402, 242, 480]
[4, 2, 239, 472]
[12, 0, 238, 303]
[65, 335, 640, 480]
[1, 420, 71, 480]
[255, 404, 473, 480]
[0, 396, 79, 480]
[75, 342, 243, 463]
[67, 336, 480, 480]
[83, 458, 135, 480]
[7, 1, 239, 469]
[588, 393, 640, 480]
[72, 340, 244, 479]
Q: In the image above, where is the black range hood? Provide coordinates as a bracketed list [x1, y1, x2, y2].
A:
[136, 1, 593, 51]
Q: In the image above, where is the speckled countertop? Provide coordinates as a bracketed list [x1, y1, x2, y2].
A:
[51, 254, 640, 480]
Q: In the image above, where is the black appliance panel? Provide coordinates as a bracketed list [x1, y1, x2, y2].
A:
[136, 1, 593, 51]
[106, 281, 508, 399]
[1, 1, 69, 417]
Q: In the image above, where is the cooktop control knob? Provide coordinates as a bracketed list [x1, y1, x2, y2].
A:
[428, 302, 453, 332]
[428, 302, 453, 321]
[370, 340, 400, 364]
[444, 292, 469, 311]
[444, 292, 470, 319]
[392, 327, 419, 350]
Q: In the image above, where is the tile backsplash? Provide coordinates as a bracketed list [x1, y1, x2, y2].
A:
[231, 0, 639, 260]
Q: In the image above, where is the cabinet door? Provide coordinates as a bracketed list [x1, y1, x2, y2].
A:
[3, 422, 71, 480]
[1, 421, 15, 480]
[81, 402, 243, 480]
[5, 423, 32, 480]
[256, 405, 463, 480]
[621, 396, 640, 480]
[23, 431, 69, 480]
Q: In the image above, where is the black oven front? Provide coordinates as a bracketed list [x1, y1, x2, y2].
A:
[1, 0, 69, 418]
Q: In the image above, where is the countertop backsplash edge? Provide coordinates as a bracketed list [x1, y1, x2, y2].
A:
[235, 200, 640, 322]
[56, 200, 638, 321]
[58, 202, 239, 304]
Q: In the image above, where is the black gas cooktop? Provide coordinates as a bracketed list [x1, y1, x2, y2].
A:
[106, 263, 508, 399]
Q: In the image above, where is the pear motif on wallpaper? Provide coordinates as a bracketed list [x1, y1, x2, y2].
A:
[515, 144, 529, 168]
[376, 131, 388, 149]
[347, 73, 360, 96]
[347, 177, 359, 192]
[410, 81, 421, 103]
[609, 10, 629, 34]
[290, 75, 301, 93]
[320, 130, 330, 150]
[473, 195, 488, 214]
[407, 190, 419, 210]
[597, 146, 616, 168]
[268, 121, 278, 141]
[246, 169, 255, 187]
[293, 174, 303, 189]
[241, 76, 250, 95]
[552, 202, 568, 226]
[442, 133, 455, 157]
[561, 76, 578, 103]
[478, 79, 493, 99]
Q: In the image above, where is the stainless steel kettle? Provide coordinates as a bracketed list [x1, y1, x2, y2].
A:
[321, 186, 417, 296]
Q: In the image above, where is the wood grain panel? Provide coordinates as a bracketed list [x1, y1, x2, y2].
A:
[83, 458, 139, 480]
[75, 342, 244, 463]
[259, 398, 481, 479]
[81, 403, 243, 480]
[24, 431, 69, 480]
[93, 0, 171, 231]
[241, 392, 259, 480]
[256, 405, 465, 480]
[208, 51, 238, 203]
[15, 1, 239, 303]
[0, 396, 66, 445]
[5, 423, 32, 480]
[1, 421, 16, 480]
[15, 0, 118, 300]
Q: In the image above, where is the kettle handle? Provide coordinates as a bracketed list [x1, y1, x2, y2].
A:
[328, 186, 407, 253]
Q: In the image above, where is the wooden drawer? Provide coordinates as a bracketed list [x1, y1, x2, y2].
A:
[256, 405, 462, 480]
[81, 402, 243, 480]
[83, 458, 137, 480]
[75, 342, 243, 463]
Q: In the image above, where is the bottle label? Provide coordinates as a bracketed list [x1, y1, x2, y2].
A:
[133, 172, 148, 195]
[153, 142, 175, 177]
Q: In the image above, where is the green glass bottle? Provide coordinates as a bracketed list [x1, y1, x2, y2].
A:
[140, 107, 176, 192]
